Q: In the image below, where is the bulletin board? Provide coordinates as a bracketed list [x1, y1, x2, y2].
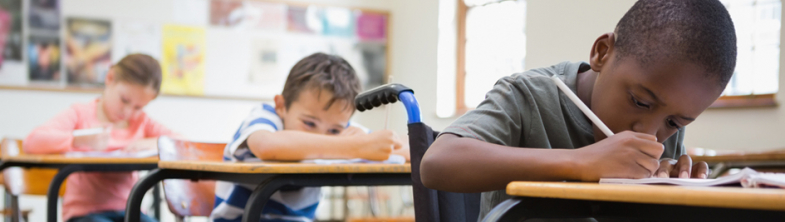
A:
[0, 0, 390, 100]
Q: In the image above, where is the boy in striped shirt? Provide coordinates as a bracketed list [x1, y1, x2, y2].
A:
[211, 53, 408, 222]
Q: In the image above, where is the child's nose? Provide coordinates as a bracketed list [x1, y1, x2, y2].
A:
[632, 121, 659, 137]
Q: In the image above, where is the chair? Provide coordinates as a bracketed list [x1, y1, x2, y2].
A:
[0, 138, 66, 222]
[355, 84, 481, 222]
[157, 136, 225, 222]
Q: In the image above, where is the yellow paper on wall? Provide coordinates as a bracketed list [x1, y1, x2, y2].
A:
[161, 25, 205, 95]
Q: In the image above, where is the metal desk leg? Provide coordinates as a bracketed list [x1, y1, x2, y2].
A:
[47, 165, 83, 222]
[153, 183, 161, 220]
[125, 169, 175, 222]
[241, 176, 286, 222]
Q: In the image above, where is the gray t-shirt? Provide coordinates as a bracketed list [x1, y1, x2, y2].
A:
[441, 61, 685, 220]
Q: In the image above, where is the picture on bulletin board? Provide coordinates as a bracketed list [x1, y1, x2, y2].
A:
[247, 1, 285, 31]
[29, 0, 59, 30]
[161, 25, 205, 95]
[248, 38, 281, 84]
[114, 21, 161, 62]
[322, 7, 354, 37]
[27, 34, 60, 82]
[210, 0, 287, 31]
[356, 11, 387, 41]
[287, 5, 322, 34]
[65, 17, 112, 87]
[209, 0, 242, 27]
[0, 0, 22, 64]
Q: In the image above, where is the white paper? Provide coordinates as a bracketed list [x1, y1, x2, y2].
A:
[303, 154, 406, 165]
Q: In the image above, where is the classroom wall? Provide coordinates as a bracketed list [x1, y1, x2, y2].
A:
[524, 0, 785, 152]
[0, 0, 430, 221]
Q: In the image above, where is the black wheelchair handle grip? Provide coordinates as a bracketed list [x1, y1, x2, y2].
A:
[355, 83, 414, 112]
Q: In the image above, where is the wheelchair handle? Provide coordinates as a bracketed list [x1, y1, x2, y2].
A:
[355, 83, 422, 124]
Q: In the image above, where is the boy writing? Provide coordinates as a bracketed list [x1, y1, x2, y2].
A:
[210, 53, 407, 222]
[421, 0, 737, 219]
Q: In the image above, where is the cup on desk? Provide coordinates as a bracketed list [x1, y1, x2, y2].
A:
[72, 125, 112, 151]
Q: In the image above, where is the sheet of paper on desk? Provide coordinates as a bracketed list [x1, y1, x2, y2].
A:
[303, 154, 406, 165]
[64, 149, 158, 158]
[600, 168, 785, 188]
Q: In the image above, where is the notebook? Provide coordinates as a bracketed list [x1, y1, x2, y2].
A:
[599, 168, 785, 188]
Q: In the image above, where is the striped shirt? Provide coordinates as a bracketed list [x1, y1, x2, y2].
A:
[210, 103, 321, 222]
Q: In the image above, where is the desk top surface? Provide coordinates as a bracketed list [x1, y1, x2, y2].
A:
[158, 160, 411, 174]
[1, 155, 158, 164]
[506, 181, 785, 211]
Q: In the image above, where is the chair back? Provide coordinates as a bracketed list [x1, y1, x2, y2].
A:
[158, 136, 226, 217]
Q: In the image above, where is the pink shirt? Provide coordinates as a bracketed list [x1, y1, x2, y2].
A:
[23, 99, 173, 221]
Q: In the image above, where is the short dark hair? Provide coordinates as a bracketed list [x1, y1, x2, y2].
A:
[614, 0, 737, 86]
[282, 53, 361, 110]
[114, 54, 162, 93]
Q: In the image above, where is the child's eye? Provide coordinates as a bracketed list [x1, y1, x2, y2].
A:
[328, 129, 341, 135]
[303, 121, 316, 128]
[121, 97, 130, 104]
[631, 95, 650, 109]
[667, 119, 680, 129]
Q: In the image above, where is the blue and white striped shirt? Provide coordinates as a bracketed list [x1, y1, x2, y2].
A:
[210, 103, 321, 222]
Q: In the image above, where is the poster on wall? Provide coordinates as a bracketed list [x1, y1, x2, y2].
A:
[210, 0, 241, 26]
[0, 0, 22, 64]
[65, 17, 112, 87]
[247, 1, 285, 31]
[322, 7, 354, 37]
[288, 5, 322, 34]
[27, 34, 60, 82]
[28, 0, 60, 83]
[113, 21, 161, 62]
[356, 11, 387, 41]
[29, 0, 59, 30]
[161, 25, 205, 95]
[248, 38, 280, 84]
[210, 0, 287, 31]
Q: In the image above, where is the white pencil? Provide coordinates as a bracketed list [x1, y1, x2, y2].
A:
[551, 76, 614, 137]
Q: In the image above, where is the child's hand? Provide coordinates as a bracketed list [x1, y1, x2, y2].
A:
[124, 138, 158, 152]
[575, 131, 664, 181]
[357, 130, 404, 161]
[654, 155, 709, 179]
[339, 126, 367, 137]
[392, 135, 411, 162]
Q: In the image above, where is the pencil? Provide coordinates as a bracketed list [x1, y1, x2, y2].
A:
[551, 75, 614, 137]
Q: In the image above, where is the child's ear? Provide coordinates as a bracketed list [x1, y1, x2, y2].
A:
[104, 67, 115, 85]
[273, 95, 287, 116]
[589, 32, 616, 72]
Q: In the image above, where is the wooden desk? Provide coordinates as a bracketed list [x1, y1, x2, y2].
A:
[0, 155, 160, 222]
[483, 182, 785, 222]
[692, 152, 785, 178]
[126, 160, 411, 222]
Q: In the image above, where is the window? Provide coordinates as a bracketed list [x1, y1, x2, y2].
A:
[715, 0, 780, 107]
[436, 0, 527, 117]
